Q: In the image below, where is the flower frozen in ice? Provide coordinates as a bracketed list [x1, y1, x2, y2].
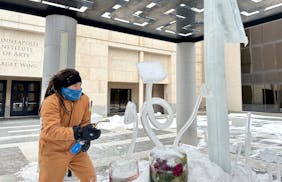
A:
[172, 163, 183, 177]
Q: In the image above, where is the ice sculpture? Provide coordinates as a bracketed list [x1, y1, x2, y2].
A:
[122, 61, 212, 181]
[243, 112, 253, 182]
[125, 61, 209, 181]
[173, 85, 211, 147]
[122, 61, 266, 181]
[204, 0, 248, 172]
[109, 159, 139, 182]
[244, 112, 252, 165]
[124, 102, 138, 155]
[136, 61, 167, 84]
[124, 61, 210, 151]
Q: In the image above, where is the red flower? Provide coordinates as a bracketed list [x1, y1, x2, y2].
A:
[172, 163, 183, 177]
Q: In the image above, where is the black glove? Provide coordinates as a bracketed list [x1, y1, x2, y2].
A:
[81, 124, 101, 141]
[73, 126, 82, 140]
[81, 140, 91, 152]
[73, 124, 101, 141]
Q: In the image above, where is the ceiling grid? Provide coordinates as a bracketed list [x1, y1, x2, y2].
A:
[0, 0, 281, 42]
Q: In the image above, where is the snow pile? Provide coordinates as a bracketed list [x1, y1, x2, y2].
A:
[181, 145, 278, 182]
[150, 146, 185, 159]
[109, 160, 139, 181]
[16, 145, 275, 182]
[97, 113, 177, 130]
[15, 162, 38, 182]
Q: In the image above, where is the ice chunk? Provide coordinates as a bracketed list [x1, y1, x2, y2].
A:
[137, 61, 167, 83]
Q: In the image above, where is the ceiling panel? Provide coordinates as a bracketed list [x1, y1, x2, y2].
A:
[0, 0, 281, 42]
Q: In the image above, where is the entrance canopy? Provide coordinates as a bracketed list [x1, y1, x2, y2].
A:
[0, 0, 281, 42]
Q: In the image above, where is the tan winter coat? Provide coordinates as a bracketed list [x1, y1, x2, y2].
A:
[39, 93, 96, 182]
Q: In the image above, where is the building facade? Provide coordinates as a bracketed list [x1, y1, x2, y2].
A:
[0, 9, 245, 118]
[0, 10, 206, 118]
[241, 19, 282, 113]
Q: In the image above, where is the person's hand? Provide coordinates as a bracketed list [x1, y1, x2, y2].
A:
[73, 126, 82, 140]
[73, 124, 101, 141]
[81, 124, 101, 141]
[81, 140, 91, 152]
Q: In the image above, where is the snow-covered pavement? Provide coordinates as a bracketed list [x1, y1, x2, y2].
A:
[0, 112, 282, 181]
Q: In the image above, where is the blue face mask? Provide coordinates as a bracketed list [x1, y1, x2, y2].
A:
[61, 87, 82, 101]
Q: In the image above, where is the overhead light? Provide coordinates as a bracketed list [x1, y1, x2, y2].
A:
[264, 3, 282, 11]
[133, 10, 143, 16]
[240, 11, 259, 16]
[176, 15, 186, 19]
[156, 26, 164, 31]
[180, 3, 204, 13]
[164, 9, 175, 15]
[29, 0, 41, 2]
[169, 20, 176, 24]
[165, 30, 175, 34]
[101, 12, 111, 19]
[182, 24, 191, 30]
[42, 1, 90, 12]
[133, 22, 149, 26]
[114, 18, 130, 23]
[69, 6, 88, 12]
[42, 1, 67, 8]
[146, 2, 156, 8]
[178, 32, 192, 37]
[190, 7, 204, 13]
[112, 4, 122, 10]
[251, 0, 263, 3]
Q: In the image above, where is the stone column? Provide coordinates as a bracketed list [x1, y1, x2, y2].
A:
[41, 15, 77, 99]
[225, 43, 242, 112]
[176, 42, 197, 146]
[138, 51, 144, 112]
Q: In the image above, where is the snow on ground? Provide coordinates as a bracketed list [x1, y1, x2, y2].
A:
[16, 112, 282, 182]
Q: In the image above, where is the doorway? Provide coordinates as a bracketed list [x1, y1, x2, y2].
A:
[110, 89, 132, 115]
[0, 80, 7, 117]
[10, 81, 41, 116]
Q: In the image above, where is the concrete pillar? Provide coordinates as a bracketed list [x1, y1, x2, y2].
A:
[225, 43, 242, 112]
[176, 42, 197, 146]
[41, 15, 77, 98]
[138, 51, 144, 112]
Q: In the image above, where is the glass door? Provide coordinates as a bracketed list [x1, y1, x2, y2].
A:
[10, 81, 41, 116]
[26, 82, 41, 115]
[0, 80, 7, 117]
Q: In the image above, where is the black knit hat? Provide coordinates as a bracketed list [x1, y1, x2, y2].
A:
[61, 71, 82, 88]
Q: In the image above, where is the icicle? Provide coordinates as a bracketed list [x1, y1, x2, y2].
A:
[245, 112, 252, 165]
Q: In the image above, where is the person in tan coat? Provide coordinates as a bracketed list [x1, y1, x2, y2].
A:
[39, 68, 101, 182]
